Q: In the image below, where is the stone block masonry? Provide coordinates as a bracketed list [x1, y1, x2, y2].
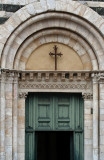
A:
[0, 0, 104, 24]
[0, 4, 24, 12]
[0, 4, 24, 24]
[0, 0, 104, 160]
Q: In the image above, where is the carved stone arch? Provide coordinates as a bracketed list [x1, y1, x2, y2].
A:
[0, 1, 104, 70]
[14, 30, 93, 70]
[0, 1, 104, 160]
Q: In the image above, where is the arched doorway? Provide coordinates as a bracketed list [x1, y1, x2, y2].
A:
[0, 1, 104, 160]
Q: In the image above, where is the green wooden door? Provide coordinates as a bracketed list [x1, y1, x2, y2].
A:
[25, 93, 84, 160]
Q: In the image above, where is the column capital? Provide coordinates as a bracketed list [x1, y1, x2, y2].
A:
[0, 71, 6, 83]
[82, 92, 93, 100]
[13, 72, 19, 83]
[19, 92, 28, 99]
[6, 72, 14, 82]
[91, 73, 104, 83]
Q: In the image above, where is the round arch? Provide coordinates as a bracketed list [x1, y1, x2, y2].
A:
[0, 0, 104, 70]
[0, 1, 104, 160]
[14, 30, 93, 70]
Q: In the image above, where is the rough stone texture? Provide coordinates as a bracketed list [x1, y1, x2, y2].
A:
[0, 0, 104, 160]
[0, 1, 104, 24]
[100, 84, 104, 160]
[84, 100, 93, 160]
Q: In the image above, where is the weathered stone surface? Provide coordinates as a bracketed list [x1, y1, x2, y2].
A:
[0, 0, 104, 160]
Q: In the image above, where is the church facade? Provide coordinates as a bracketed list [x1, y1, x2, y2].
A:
[0, 0, 104, 160]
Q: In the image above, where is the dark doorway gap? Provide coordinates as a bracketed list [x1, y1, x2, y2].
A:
[35, 131, 74, 160]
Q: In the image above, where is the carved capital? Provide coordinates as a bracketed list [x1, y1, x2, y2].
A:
[19, 92, 28, 99]
[6, 72, 14, 82]
[82, 93, 93, 100]
[91, 73, 104, 83]
[0, 71, 6, 83]
[97, 73, 104, 83]
[13, 73, 19, 83]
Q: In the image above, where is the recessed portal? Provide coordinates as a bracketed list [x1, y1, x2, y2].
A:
[25, 93, 84, 160]
[35, 131, 73, 160]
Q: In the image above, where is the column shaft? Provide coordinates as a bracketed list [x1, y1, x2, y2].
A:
[5, 74, 13, 160]
[18, 94, 26, 160]
[13, 74, 18, 160]
[0, 73, 6, 160]
[84, 99, 93, 160]
[99, 84, 104, 160]
[93, 82, 99, 160]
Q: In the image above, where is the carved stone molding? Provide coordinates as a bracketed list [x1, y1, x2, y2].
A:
[19, 71, 91, 82]
[82, 93, 93, 100]
[6, 72, 14, 81]
[13, 73, 19, 83]
[0, 71, 6, 83]
[0, 70, 19, 83]
[19, 92, 28, 99]
[18, 71, 92, 92]
[91, 73, 104, 83]
[19, 82, 91, 90]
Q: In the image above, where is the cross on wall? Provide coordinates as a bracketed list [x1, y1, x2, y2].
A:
[49, 45, 63, 70]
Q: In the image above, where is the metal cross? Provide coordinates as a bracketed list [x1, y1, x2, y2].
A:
[49, 45, 63, 70]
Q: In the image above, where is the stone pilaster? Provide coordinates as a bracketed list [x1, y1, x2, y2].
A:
[92, 73, 99, 160]
[5, 72, 14, 160]
[99, 84, 104, 160]
[12, 73, 19, 160]
[82, 92, 93, 160]
[0, 71, 6, 160]
[17, 92, 28, 160]
[96, 73, 104, 160]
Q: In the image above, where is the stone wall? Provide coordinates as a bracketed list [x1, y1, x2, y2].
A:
[0, 0, 104, 160]
[0, 0, 104, 24]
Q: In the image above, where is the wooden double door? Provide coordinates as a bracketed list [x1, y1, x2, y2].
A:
[25, 93, 84, 160]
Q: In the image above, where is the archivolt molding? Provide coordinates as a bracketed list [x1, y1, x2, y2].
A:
[0, 1, 104, 70]
[3, 12, 102, 69]
[14, 29, 93, 70]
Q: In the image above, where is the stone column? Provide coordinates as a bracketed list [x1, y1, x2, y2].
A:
[0, 71, 6, 160]
[97, 73, 104, 160]
[92, 74, 99, 160]
[18, 92, 28, 160]
[82, 93, 93, 160]
[5, 72, 14, 160]
[99, 82, 104, 160]
[13, 73, 19, 160]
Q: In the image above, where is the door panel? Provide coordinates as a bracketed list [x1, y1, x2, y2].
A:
[25, 93, 84, 160]
[55, 95, 70, 130]
[74, 132, 84, 160]
[35, 94, 53, 130]
[25, 133, 35, 160]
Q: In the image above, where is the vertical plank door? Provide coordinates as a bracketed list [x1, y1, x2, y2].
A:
[25, 93, 84, 160]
